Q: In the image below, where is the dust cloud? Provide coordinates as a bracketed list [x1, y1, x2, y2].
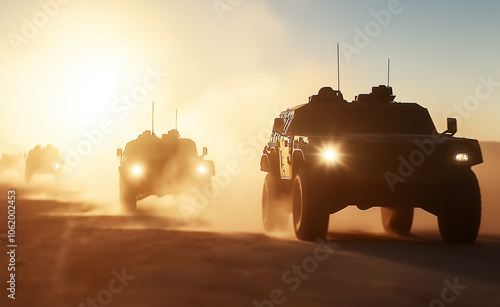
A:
[0, 0, 499, 238]
[2, 140, 499, 238]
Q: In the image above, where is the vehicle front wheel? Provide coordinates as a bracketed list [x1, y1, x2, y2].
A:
[262, 174, 290, 231]
[381, 207, 414, 236]
[438, 170, 481, 244]
[120, 176, 137, 213]
[292, 168, 329, 241]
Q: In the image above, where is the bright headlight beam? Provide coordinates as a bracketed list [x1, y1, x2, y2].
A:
[132, 165, 142, 175]
[455, 153, 469, 162]
[198, 166, 207, 174]
[324, 150, 337, 161]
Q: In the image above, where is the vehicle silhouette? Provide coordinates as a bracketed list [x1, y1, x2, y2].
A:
[0, 153, 25, 176]
[260, 85, 482, 243]
[117, 129, 215, 213]
[25, 144, 63, 182]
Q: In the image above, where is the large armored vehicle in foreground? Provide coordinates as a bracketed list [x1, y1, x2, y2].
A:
[117, 129, 215, 212]
[25, 144, 63, 182]
[260, 85, 482, 244]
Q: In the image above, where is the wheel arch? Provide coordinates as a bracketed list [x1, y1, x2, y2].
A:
[292, 150, 305, 178]
[260, 154, 271, 173]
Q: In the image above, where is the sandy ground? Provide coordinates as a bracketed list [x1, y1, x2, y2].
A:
[0, 188, 499, 307]
[0, 142, 499, 307]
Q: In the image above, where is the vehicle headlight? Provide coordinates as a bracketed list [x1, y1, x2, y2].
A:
[131, 165, 143, 176]
[198, 165, 207, 174]
[323, 149, 337, 162]
[54, 163, 61, 170]
[455, 153, 469, 162]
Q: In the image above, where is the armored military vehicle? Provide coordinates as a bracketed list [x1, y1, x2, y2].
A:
[260, 85, 482, 244]
[0, 153, 25, 176]
[25, 144, 64, 182]
[117, 129, 215, 212]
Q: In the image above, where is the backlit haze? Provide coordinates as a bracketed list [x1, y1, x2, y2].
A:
[2, 3, 500, 306]
[0, 0, 499, 232]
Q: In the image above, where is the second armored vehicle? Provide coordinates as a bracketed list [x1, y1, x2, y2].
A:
[117, 129, 215, 212]
[260, 85, 482, 244]
[25, 145, 64, 182]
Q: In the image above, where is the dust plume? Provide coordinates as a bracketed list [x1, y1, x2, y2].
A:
[0, 0, 498, 239]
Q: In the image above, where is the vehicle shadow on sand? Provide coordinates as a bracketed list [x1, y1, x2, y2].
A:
[325, 230, 500, 286]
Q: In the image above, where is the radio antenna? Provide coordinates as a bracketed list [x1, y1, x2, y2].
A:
[151, 100, 155, 135]
[387, 58, 391, 86]
[337, 42, 340, 91]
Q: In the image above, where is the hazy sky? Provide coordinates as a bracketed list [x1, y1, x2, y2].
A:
[0, 0, 499, 171]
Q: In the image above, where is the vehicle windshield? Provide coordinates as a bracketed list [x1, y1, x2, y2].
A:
[289, 109, 436, 135]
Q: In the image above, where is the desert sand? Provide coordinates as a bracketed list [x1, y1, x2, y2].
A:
[1, 142, 499, 307]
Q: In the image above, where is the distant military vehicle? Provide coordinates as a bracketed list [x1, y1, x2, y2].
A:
[260, 85, 482, 244]
[25, 145, 63, 182]
[0, 153, 25, 176]
[117, 129, 215, 212]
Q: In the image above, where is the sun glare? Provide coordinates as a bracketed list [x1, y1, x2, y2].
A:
[34, 46, 138, 142]
[67, 64, 116, 123]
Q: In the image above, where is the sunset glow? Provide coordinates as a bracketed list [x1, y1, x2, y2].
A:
[0, 1, 499, 306]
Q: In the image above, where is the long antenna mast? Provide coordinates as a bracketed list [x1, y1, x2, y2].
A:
[337, 42, 340, 91]
[152, 100, 155, 135]
[387, 58, 391, 86]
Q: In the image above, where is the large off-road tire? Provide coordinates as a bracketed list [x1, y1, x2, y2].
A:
[438, 170, 481, 244]
[119, 176, 137, 213]
[381, 207, 414, 236]
[262, 174, 290, 231]
[292, 168, 329, 241]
